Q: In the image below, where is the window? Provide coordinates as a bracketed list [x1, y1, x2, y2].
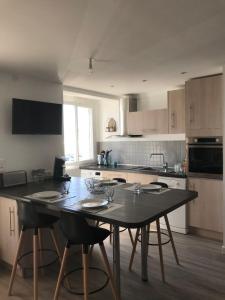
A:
[63, 104, 94, 162]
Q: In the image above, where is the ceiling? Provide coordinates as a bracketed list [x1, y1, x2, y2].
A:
[1, 0, 225, 97]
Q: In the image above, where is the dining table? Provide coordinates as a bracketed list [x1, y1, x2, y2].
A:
[0, 176, 198, 298]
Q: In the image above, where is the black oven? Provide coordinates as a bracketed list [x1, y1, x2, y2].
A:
[188, 137, 223, 179]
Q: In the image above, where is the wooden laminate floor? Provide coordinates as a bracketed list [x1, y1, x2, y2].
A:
[0, 229, 225, 300]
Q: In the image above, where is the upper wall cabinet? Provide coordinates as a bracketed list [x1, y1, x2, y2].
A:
[127, 109, 168, 135]
[168, 89, 185, 134]
[185, 74, 222, 137]
[143, 109, 168, 134]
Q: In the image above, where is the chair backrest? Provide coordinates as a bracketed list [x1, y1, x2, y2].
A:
[151, 181, 168, 188]
[113, 177, 126, 183]
[59, 212, 95, 244]
[17, 201, 41, 229]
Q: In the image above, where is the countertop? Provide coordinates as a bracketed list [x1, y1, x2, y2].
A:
[80, 164, 187, 179]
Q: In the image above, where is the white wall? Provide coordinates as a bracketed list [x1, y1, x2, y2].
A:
[97, 98, 120, 141]
[0, 72, 64, 178]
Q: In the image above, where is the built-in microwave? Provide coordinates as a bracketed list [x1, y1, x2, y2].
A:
[188, 137, 223, 179]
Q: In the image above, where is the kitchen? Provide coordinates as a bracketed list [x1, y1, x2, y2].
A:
[0, 1, 225, 300]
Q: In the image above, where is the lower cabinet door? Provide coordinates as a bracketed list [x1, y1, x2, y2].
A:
[127, 173, 158, 184]
[101, 171, 128, 181]
[0, 197, 19, 265]
[188, 178, 223, 232]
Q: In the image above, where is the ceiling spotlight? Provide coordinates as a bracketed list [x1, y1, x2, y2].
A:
[180, 71, 187, 75]
[142, 79, 148, 82]
[110, 85, 114, 88]
[89, 57, 94, 74]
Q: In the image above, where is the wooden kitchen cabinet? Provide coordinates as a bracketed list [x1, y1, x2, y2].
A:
[185, 74, 222, 137]
[101, 171, 128, 181]
[127, 111, 143, 135]
[127, 109, 168, 135]
[188, 178, 223, 233]
[143, 109, 168, 134]
[126, 172, 158, 184]
[0, 197, 19, 265]
[168, 89, 185, 133]
[98, 170, 158, 184]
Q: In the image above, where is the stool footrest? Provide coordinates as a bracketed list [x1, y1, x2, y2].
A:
[62, 266, 109, 295]
[17, 248, 59, 270]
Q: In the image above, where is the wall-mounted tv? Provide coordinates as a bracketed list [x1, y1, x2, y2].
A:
[12, 98, 62, 135]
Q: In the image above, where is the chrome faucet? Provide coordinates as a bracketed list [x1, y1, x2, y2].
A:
[150, 153, 168, 172]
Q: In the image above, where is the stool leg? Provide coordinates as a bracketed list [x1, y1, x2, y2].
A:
[164, 214, 179, 265]
[49, 228, 61, 260]
[49, 228, 71, 289]
[156, 219, 165, 283]
[99, 242, 120, 300]
[129, 228, 140, 271]
[8, 229, 25, 296]
[33, 228, 39, 300]
[128, 228, 134, 247]
[38, 229, 44, 275]
[54, 243, 70, 300]
[110, 224, 113, 244]
[82, 245, 89, 300]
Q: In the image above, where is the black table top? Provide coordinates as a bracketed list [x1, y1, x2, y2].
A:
[0, 177, 197, 228]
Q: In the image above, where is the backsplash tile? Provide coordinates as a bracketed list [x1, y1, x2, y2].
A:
[97, 141, 185, 167]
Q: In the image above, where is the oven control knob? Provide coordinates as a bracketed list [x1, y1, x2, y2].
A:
[216, 138, 219, 143]
[194, 138, 198, 143]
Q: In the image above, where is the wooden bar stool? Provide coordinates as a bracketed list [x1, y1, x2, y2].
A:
[8, 202, 61, 300]
[54, 212, 119, 300]
[129, 182, 179, 282]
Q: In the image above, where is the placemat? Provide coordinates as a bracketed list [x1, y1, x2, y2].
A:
[64, 201, 123, 214]
[124, 185, 170, 195]
[25, 193, 76, 203]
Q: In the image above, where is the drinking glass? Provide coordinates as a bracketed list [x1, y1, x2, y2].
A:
[134, 182, 141, 194]
[85, 178, 95, 192]
[63, 180, 71, 194]
[105, 187, 115, 202]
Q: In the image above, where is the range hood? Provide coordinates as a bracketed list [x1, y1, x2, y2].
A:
[118, 94, 140, 136]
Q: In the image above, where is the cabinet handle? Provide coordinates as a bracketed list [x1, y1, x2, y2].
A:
[9, 207, 15, 236]
[189, 104, 194, 123]
[171, 112, 176, 128]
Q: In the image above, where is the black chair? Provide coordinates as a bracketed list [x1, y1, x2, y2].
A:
[113, 177, 126, 183]
[53, 212, 118, 300]
[8, 202, 61, 300]
[129, 182, 179, 282]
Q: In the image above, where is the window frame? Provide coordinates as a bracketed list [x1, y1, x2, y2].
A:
[63, 102, 95, 166]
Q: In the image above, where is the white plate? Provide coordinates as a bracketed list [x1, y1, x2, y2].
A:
[32, 191, 61, 199]
[141, 184, 162, 192]
[80, 199, 108, 208]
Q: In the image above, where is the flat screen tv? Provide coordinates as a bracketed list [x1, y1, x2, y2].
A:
[12, 98, 62, 135]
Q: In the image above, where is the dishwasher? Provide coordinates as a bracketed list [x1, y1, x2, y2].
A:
[157, 176, 188, 234]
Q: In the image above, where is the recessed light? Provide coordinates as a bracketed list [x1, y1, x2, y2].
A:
[180, 71, 187, 75]
[110, 85, 114, 87]
[142, 79, 148, 82]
